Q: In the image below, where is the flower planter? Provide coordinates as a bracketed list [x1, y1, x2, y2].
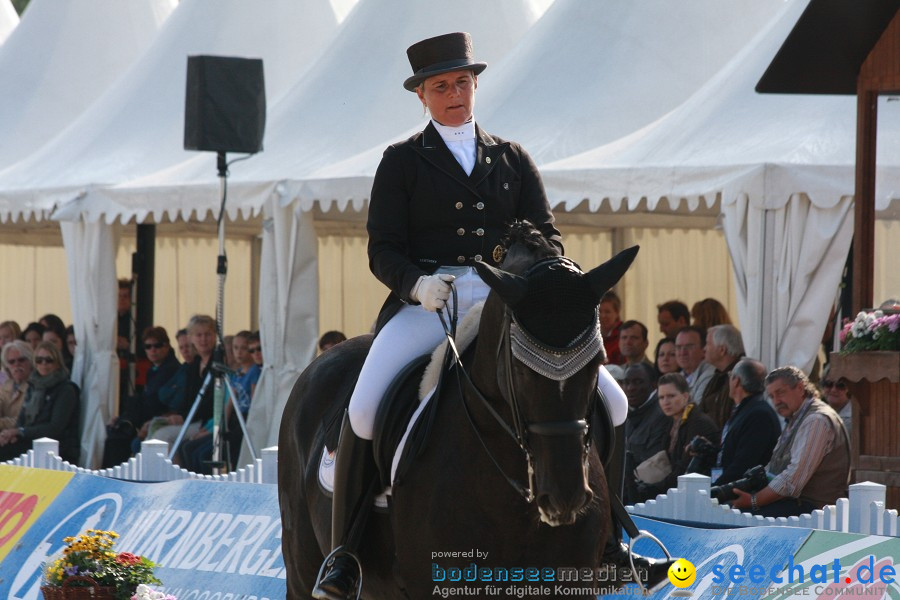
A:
[828, 351, 899, 383]
[41, 576, 117, 600]
[829, 351, 900, 511]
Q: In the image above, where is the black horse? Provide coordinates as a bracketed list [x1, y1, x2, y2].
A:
[279, 222, 638, 599]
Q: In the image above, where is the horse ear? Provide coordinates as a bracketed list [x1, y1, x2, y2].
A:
[585, 245, 640, 300]
[474, 261, 528, 307]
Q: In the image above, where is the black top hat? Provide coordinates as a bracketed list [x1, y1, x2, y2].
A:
[403, 32, 488, 92]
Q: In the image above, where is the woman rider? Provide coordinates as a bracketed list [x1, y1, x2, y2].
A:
[312, 32, 667, 599]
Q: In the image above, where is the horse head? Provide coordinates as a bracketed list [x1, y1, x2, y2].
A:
[473, 221, 638, 526]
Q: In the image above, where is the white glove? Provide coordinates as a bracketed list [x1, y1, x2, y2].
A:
[410, 273, 455, 312]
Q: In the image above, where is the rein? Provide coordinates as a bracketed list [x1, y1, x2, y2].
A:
[436, 258, 596, 503]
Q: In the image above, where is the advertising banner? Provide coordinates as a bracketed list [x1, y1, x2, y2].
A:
[761, 530, 900, 600]
[630, 516, 811, 599]
[0, 470, 285, 600]
[0, 465, 73, 563]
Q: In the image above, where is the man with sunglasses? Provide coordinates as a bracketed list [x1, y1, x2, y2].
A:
[102, 326, 181, 467]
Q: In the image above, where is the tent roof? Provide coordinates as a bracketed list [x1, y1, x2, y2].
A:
[477, 0, 791, 164]
[0, 0, 18, 43]
[56, 0, 548, 224]
[0, 0, 173, 170]
[538, 0, 900, 214]
[286, 0, 792, 214]
[756, 0, 900, 94]
[0, 0, 339, 223]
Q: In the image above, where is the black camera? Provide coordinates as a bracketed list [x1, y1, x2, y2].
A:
[685, 435, 718, 474]
[709, 465, 769, 502]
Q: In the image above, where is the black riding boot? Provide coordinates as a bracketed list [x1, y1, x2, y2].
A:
[312, 412, 377, 600]
[601, 424, 677, 593]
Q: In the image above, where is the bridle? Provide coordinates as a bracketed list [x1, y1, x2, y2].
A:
[437, 256, 602, 503]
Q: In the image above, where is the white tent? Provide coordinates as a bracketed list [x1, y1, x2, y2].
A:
[76, 0, 552, 219]
[0, 0, 18, 44]
[292, 0, 790, 205]
[0, 0, 341, 469]
[0, 0, 174, 176]
[0, 0, 338, 219]
[539, 0, 900, 374]
[21, 0, 550, 465]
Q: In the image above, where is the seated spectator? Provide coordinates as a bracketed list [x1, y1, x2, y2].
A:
[175, 327, 196, 363]
[132, 328, 194, 454]
[698, 324, 745, 428]
[318, 330, 347, 353]
[653, 337, 678, 376]
[0, 320, 22, 347]
[224, 334, 236, 370]
[148, 315, 216, 468]
[0, 341, 80, 464]
[21, 322, 45, 350]
[65, 325, 77, 362]
[0, 341, 32, 430]
[675, 326, 715, 401]
[708, 359, 780, 486]
[619, 320, 652, 368]
[730, 366, 850, 517]
[600, 291, 624, 365]
[820, 366, 852, 438]
[0, 320, 21, 387]
[102, 326, 181, 468]
[225, 330, 261, 462]
[690, 298, 733, 332]
[633, 373, 719, 501]
[40, 315, 73, 373]
[622, 363, 668, 505]
[248, 332, 263, 368]
[656, 300, 690, 339]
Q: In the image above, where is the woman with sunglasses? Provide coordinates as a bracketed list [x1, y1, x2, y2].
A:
[102, 327, 181, 467]
[0, 341, 80, 464]
[821, 367, 852, 437]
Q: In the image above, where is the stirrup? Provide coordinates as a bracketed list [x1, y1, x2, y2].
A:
[628, 530, 674, 596]
[312, 546, 363, 600]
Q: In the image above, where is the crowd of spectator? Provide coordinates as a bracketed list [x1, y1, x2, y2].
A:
[0, 282, 855, 519]
[603, 297, 853, 519]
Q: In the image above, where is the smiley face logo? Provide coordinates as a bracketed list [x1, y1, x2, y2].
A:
[668, 558, 696, 588]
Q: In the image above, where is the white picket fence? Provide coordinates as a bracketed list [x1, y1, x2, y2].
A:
[629, 473, 899, 537]
[5, 440, 898, 538]
[2, 437, 278, 484]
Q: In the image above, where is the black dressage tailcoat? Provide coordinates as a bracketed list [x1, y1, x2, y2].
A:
[367, 121, 562, 333]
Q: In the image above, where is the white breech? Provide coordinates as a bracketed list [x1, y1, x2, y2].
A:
[348, 268, 490, 440]
[347, 268, 629, 439]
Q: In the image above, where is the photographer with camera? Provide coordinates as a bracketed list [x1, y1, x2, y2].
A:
[730, 366, 849, 517]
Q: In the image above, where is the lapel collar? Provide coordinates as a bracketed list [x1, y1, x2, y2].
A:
[470, 124, 509, 187]
[411, 121, 510, 197]
[412, 121, 469, 181]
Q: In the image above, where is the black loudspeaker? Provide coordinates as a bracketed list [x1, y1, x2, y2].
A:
[184, 55, 266, 154]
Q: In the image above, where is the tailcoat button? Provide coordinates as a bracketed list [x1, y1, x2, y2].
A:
[475, 202, 485, 210]
[456, 228, 465, 236]
[455, 202, 463, 209]
[503, 183, 509, 190]
[475, 228, 485, 236]
[457, 256, 466, 264]
[485, 157, 491, 164]
[474, 254, 483, 261]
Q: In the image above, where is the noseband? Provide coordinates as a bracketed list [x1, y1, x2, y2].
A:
[440, 256, 602, 503]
